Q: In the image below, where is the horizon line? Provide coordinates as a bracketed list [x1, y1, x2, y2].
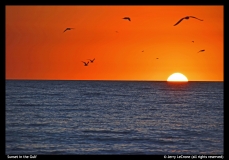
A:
[5, 79, 224, 82]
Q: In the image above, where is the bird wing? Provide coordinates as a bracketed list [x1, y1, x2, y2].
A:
[123, 17, 130, 20]
[197, 50, 204, 53]
[189, 16, 203, 21]
[82, 61, 86, 64]
[63, 29, 67, 32]
[174, 18, 184, 26]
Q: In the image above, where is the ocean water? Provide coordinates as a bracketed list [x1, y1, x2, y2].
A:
[5, 80, 224, 155]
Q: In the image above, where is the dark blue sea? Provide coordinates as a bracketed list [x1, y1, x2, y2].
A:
[5, 80, 224, 155]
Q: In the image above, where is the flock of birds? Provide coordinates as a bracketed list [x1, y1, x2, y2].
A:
[175, 16, 205, 53]
[63, 15, 205, 66]
[82, 58, 95, 66]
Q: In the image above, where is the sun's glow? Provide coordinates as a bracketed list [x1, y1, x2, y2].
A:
[167, 73, 188, 82]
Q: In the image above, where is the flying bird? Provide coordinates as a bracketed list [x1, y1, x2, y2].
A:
[142, 50, 144, 52]
[123, 17, 131, 21]
[88, 58, 95, 63]
[192, 41, 194, 43]
[197, 49, 205, 53]
[174, 16, 203, 26]
[82, 61, 89, 66]
[156, 58, 159, 59]
[63, 28, 74, 33]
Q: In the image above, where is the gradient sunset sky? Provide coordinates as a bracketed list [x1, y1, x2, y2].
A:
[6, 5, 223, 81]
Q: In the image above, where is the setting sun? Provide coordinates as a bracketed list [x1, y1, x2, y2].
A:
[167, 73, 188, 82]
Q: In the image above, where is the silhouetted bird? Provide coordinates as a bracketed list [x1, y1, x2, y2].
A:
[116, 31, 119, 33]
[63, 28, 74, 33]
[123, 17, 131, 21]
[174, 16, 203, 26]
[142, 50, 144, 52]
[197, 49, 205, 53]
[88, 58, 95, 63]
[156, 58, 159, 59]
[192, 41, 194, 43]
[82, 61, 89, 66]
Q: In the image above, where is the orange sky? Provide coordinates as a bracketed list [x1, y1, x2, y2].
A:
[6, 5, 223, 81]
